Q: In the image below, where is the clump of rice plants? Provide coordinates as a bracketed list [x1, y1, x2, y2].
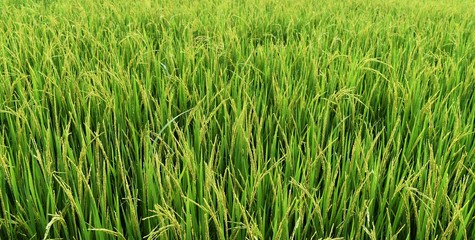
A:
[1, 0, 475, 239]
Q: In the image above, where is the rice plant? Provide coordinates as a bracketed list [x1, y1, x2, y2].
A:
[1, 0, 475, 239]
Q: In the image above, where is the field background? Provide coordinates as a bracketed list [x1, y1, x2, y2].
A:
[1, 0, 475, 239]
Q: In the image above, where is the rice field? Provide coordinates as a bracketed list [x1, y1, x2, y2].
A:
[1, 0, 475, 239]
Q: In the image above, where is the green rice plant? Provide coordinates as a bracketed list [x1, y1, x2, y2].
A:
[1, 0, 475, 239]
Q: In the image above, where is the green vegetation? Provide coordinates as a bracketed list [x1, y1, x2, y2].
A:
[1, 0, 475, 239]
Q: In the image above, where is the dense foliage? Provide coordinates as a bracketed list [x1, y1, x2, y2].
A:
[1, 0, 475, 239]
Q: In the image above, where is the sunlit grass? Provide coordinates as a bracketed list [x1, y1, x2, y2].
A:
[1, 0, 475, 239]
